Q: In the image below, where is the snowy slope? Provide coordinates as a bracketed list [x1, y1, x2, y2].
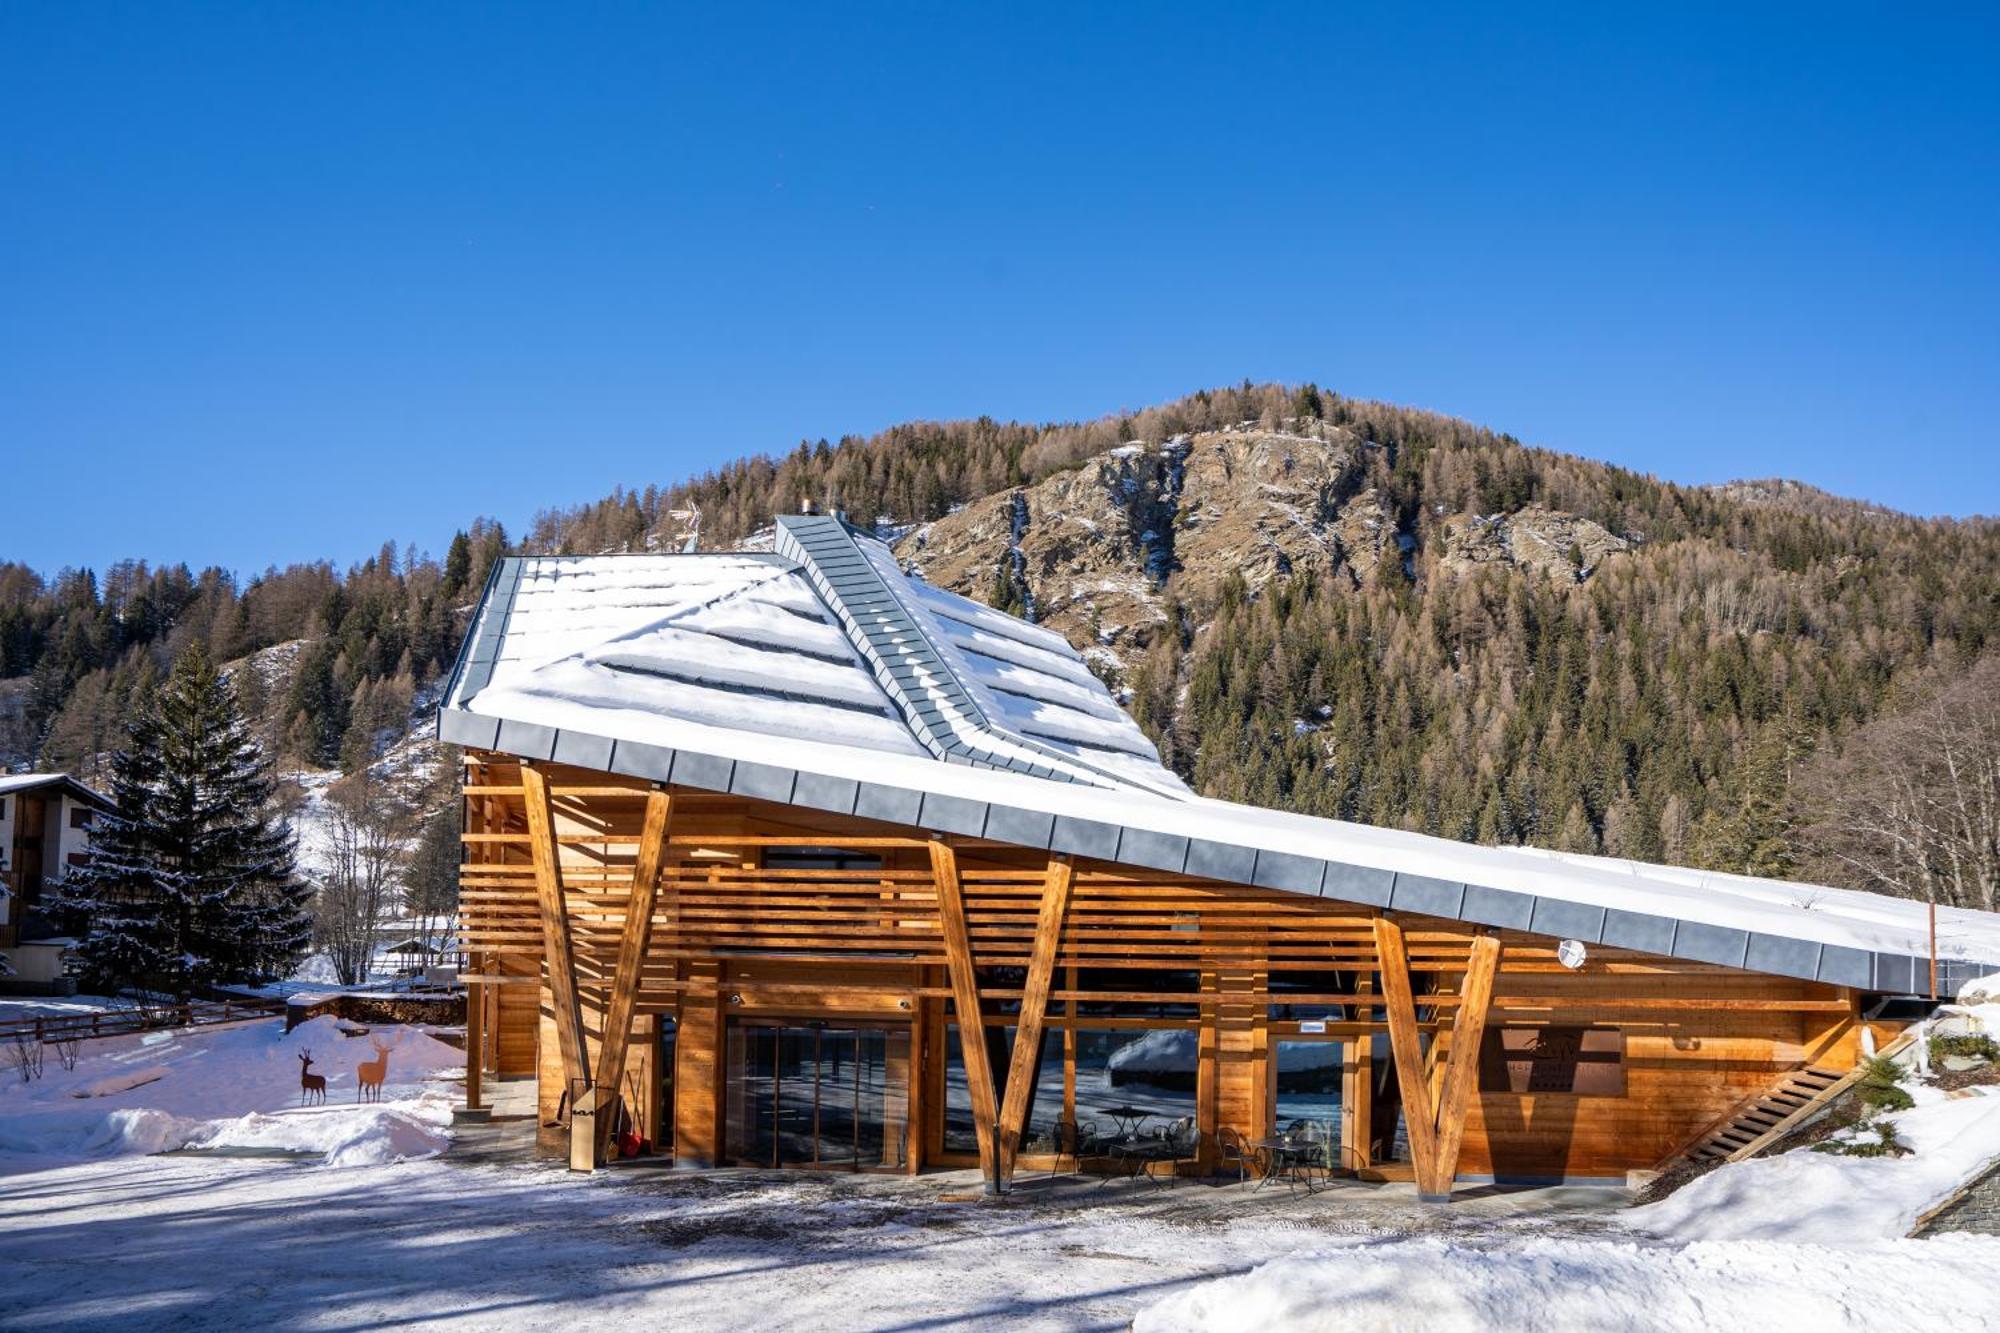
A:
[0, 1015, 461, 1172]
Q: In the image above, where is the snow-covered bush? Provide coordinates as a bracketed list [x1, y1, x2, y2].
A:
[1812, 1120, 1908, 1158]
[1854, 1055, 1913, 1114]
[1928, 1033, 1999, 1065]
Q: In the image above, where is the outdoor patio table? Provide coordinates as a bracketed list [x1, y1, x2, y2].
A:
[1098, 1105, 1155, 1138]
[1249, 1136, 1325, 1195]
[1103, 1132, 1180, 1188]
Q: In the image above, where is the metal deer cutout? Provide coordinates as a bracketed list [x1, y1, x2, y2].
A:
[298, 1050, 327, 1106]
[356, 1037, 392, 1103]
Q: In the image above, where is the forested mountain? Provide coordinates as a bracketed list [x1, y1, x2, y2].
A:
[5, 382, 1995, 911]
[0, 521, 510, 778]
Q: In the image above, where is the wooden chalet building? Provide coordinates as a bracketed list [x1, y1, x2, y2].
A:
[439, 513, 2000, 1198]
[0, 772, 113, 993]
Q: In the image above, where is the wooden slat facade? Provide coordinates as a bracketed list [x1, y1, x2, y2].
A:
[457, 754, 1889, 1195]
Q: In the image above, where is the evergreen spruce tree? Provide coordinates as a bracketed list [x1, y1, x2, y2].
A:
[48, 644, 310, 999]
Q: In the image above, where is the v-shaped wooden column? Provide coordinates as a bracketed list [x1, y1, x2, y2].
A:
[1373, 916, 1500, 1201]
[520, 762, 594, 1171]
[592, 785, 675, 1164]
[932, 836, 1002, 1192]
[997, 854, 1075, 1186]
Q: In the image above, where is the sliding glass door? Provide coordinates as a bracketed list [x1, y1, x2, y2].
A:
[724, 1021, 909, 1170]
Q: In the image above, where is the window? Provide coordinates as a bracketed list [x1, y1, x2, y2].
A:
[69, 806, 94, 830]
[1272, 1039, 1344, 1144]
[1074, 1026, 1196, 1138]
[1479, 1027, 1625, 1096]
[1072, 967, 1200, 1019]
[761, 847, 883, 872]
[943, 1024, 1063, 1155]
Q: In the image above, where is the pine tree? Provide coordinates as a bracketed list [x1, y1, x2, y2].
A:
[441, 531, 472, 599]
[283, 637, 347, 766]
[48, 644, 310, 999]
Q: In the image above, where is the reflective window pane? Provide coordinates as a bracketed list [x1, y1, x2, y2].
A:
[1273, 1039, 1343, 1166]
[1074, 1027, 1196, 1146]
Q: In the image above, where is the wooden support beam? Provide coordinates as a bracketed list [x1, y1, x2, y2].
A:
[1428, 932, 1500, 1197]
[1374, 917, 1501, 1201]
[1344, 972, 1374, 1170]
[464, 949, 485, 1113]
[1371, 916, 1439, 1193]
[520, 762, 594, 1171]
[932, 836, 1001, 1192]
[592, 785, 674, 1163]
[996, 854, 1074, 1185]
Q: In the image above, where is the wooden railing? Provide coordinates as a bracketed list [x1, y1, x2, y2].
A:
[0, 996, 286, 1046]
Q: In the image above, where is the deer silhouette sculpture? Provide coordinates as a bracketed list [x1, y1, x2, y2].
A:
[298, 1050, 327, 1106]
[356, 1037, 392, 1103]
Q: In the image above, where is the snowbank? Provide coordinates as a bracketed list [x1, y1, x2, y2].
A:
[1958, 972, 2000, 1005]
[1135, 1235, 2000, 1332]
[188, 1096, 455, 1167]
[1626, 1087, 2000, 1244]
[0, 1014, 461, 1172]
[0, 993, 127, 1022]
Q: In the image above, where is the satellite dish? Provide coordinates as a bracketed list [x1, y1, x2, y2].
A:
[1557, 939, 1589, 970]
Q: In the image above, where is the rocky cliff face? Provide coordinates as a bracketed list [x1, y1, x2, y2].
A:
[895, 426, 1628, 664]
[1434, 505, 1630, 582]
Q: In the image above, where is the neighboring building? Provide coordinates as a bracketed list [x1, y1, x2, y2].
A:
[438, 513, 2000, 1195]
[0, 773, 113, 993]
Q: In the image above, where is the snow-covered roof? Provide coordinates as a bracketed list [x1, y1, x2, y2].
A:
[0, 773, 113, 809]
[440, 515, 2000, 992]
[445, 515, 1188, 798]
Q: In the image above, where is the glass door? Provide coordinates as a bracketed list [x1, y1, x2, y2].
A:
[725, 1021, 908, 1170]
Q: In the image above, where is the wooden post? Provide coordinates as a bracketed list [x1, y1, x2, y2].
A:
[931, 836, 1001, 1192]
[1344, 973, 1374, 1171]
[996, 854, 1073, 1185]
[464, 950, 485, 1113]
[1372, 916, 1441, 1194]
[520, 762, 594, 1171]
[1374, 917, 1499, 1202]
[1429, 932, 1500, 1196]
[593, 785, 675, 1162]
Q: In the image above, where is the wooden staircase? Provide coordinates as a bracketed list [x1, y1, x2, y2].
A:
[1674, 1027, 1924, 1168]
[1681, 1066, 1848, 1165]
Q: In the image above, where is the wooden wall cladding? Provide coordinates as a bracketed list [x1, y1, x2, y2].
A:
[459, 753, 1873, 1182]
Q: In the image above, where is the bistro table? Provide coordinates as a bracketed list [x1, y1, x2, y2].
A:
[1097, 1105, 1156, 1139]
[1249, 1135, 1327, 1196]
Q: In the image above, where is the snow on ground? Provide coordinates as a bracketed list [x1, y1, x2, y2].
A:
[0, 1153, 1622, 1332]
[5, 1146, 1990, 1333]
[1139, 1086, 2000, 1333]
[0, 993, 126, 1022]
[3, 1003, 1998, 1329]
[0, 1014, 461, 1173]
[1141, 1034, 2000, 1331]
[1133, 1234, 2000, 1332]
[1626, 1086, 2000, 1244]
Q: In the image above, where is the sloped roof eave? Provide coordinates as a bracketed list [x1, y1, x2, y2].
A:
[0, 773, 114, 811]
[436, 701, 2000, 995]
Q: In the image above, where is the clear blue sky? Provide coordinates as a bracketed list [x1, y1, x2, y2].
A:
[4, 4, 1996, 577]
